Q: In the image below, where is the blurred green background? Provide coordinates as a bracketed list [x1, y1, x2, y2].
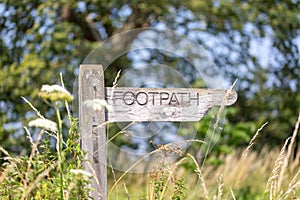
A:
[0, 0, 299, 157]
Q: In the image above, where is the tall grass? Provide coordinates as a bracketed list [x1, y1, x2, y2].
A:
[0, 83, 90, 199]
[109, 112, 300, 200]
[0, 79, 299, 199]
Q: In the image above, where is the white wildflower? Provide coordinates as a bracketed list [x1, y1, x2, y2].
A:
[84, 99, 112, 111]
[39, 84, 73, 102]
[28, 118, 58, 132]
[41, 84, 71, 95]
[70, 169, 93, 177]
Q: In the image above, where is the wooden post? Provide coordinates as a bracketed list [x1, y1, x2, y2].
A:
[78, 64, 237, 199]
[79, 65, 107, 200]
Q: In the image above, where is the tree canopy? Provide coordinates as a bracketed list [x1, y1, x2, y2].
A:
[0, 0, 299, 155]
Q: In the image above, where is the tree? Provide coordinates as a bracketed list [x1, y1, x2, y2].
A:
[0, 0, 299, 155]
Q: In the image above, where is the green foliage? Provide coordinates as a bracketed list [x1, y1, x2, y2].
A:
[0, 0, 299, 159]
[172, 179, 186, 200]
[147, 160, 186, 200]
[0, 78, 298, 199]
[0, 85, 89, 199]
[151, 169, 168, 199]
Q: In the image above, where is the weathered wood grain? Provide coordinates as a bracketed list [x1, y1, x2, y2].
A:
[106, 87, 237, 122]
[79, 65, 107, 200]
[79, 64, 238, 200]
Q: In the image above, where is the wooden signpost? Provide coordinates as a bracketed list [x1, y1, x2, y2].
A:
[79, 64, 237, 199]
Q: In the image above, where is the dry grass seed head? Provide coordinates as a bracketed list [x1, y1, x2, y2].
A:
[278, 112, 300, 190]
[157, 143, 184, 157]
[265, 137, 290, 196]
[187, 153, 209, 200]
[217, 174, 224, 200]
[242, 121, 268, 159]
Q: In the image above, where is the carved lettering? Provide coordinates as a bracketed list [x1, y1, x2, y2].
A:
[123, 91, 135, 105]
[177, 92, 187, 103]
[108, 90, 206, 107]
[136, 92, 148, 105]
[148, 92, 159, 105]
[160, 92, 169, 105]
[169, 92, 179, 105]
[189, 92, 199, 106]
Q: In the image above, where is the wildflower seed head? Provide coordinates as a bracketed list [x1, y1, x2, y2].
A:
[70, 169, 92, 177]
[83, 99, 112, 111]
[157, 143, 184, 157]
[28, 118, 58, 132]
[39, 84, 73, 102]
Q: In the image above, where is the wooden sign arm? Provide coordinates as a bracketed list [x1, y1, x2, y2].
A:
[105, 87, 238, 122]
